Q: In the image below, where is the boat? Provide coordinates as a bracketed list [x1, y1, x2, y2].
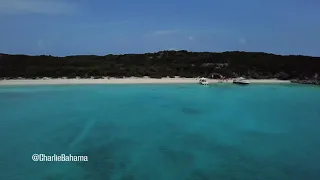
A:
[199, 78, 209, 85]
[233, 77, 250, 85]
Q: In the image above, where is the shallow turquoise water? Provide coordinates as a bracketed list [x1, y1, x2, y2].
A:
[0, 84, 320, 180]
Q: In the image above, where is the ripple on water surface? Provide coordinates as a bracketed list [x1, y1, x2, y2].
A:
[0, 84, 320, 180]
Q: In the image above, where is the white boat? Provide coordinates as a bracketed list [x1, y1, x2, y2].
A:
[199, 78, 209, 85]
[233, 77, 250, 85]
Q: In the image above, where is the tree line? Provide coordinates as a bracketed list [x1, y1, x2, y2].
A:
[0, 51, 319, 80]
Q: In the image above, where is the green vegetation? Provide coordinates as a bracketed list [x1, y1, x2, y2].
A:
[0, 51, 319, 80]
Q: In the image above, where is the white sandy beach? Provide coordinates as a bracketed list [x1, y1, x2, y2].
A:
[0, 77, 291, 86]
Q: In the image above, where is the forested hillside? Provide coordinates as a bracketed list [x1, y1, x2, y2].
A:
[0, 51, 319, 80]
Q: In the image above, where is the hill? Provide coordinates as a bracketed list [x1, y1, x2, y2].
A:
[0, 51, 319, 80]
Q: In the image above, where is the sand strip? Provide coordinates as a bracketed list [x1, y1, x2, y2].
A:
[0, 78, 291, 86]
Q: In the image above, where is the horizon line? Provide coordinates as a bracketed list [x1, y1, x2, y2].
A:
[1, 50, 319, 58]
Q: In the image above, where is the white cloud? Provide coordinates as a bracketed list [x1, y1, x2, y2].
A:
[169, 48, 178, 51]
[151, 30, 179, 36]
[84, 21, 130, 29]
[238, 37, 247, 45]
[37, 39, 44, 50]
[0, 0, 77, 15]
[188, 36, 195, 41]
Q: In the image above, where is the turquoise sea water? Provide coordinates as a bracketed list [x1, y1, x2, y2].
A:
[0, 84, 320, 180]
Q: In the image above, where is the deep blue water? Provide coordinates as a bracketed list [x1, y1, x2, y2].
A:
[0, 84, 320, 180]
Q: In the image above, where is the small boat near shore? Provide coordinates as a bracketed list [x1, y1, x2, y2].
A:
[199, 78, 209, 85]
[233, 77, 250, 85]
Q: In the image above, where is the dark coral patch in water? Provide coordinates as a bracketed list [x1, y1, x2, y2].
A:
[78, 139, 133, 180]
[180, 133, 210, 149]
[158, 147, 195, 166]
[181, 107, 203, 115]
[186, 170, 211, 180]
[160, 104, 170, 108]
[121, 174, 136, 180]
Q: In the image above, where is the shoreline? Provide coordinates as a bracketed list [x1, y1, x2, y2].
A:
[0, 78, 291, 86]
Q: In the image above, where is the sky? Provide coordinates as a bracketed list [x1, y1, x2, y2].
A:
[0, 0, 319, 56]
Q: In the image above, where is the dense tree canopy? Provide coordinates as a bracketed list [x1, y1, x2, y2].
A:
[0, 51, 319, 80]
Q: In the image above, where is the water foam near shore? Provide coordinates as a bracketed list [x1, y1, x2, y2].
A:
[0, 84, 319, 180]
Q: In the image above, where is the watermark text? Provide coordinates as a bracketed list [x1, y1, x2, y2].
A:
[32, 154, 88, 162]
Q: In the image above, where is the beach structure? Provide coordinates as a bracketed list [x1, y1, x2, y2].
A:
[209, 73, 226, 83]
